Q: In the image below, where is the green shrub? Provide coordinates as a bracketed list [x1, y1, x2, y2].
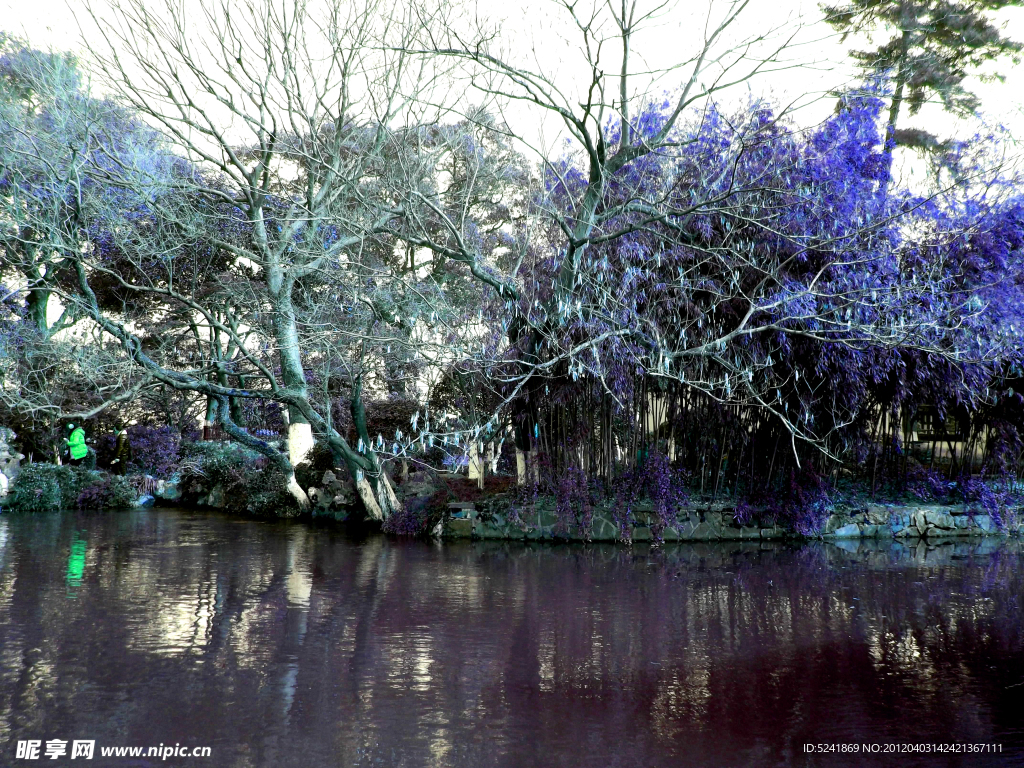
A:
[7, 464, 94, 512]
[75, 474, 138, 510]
[179, 440, 299, 516]
[294, 441, 337, 491]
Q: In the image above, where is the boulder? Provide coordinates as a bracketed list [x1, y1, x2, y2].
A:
[825, 514, 851, 534]
[321, 470, 348, 496]
[893, 520, 914, 537]
[476, 520, 507, 539]
[828, 523, 861, 538]
[865, 504, 890, 525]
[154, 478, 182, 502]
[973, 515, 995, 533]
[207, 484, 227, 509]
[134, 494, 156, 508]
[925, 511, 956, 530]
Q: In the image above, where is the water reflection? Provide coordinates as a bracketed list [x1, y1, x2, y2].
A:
[0, 510, 1022, 767]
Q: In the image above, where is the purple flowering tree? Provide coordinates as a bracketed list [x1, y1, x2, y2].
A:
[395, 1, 1024, 499]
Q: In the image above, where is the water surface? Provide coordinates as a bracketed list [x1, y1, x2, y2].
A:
[1, 509, 1022, 767]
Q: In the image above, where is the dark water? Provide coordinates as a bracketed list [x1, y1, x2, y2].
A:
[1, 511, 1023, 767]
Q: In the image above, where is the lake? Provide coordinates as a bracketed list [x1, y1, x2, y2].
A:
[1, 509, 1022, 766]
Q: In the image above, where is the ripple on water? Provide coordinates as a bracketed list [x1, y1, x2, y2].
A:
[0, 510, 1021, 767]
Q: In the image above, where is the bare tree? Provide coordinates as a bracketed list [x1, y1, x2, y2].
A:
[1, 0, 492, 515]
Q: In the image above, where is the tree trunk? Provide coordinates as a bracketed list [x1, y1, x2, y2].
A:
[270, 283, 314, 466]
[215, 395, 310, 510]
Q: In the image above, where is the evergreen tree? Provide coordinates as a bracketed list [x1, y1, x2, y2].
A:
[821, 1, 1023, 153]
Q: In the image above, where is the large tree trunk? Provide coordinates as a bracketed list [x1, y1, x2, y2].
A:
[215, 396, 310, 510]
[269, 276, 315, 466]
[288, 422, 315, 466]
[345, 375, 402, 520]
[353, 469, 401, 521]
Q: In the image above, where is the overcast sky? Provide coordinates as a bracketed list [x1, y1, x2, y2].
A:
[3, 0, 1022, 178]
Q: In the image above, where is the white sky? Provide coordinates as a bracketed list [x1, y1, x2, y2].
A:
[3, 0, 1023, 178]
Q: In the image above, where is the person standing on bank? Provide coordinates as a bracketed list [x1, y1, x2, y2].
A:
[65, 424, 88, 466]
[110, 426, 132, 475]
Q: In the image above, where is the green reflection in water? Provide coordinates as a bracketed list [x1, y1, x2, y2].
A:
[66, 533, 87, 592]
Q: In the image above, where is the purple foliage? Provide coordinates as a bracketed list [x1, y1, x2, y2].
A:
[554, 465, 594, 539]
[614, 452, 688, 544]
[382, 494, 432, 536]
[741, 468, 833, 536]
[127, 425, 181, 477]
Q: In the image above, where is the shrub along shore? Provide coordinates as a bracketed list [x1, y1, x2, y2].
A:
[2, 427, 1020, 545]
[4, 460, 1020, 546]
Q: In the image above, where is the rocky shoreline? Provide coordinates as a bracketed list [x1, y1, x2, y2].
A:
[440, 498, 1022, 542]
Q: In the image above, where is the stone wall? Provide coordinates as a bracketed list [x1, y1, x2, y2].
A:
[441, 497, 1022, 542]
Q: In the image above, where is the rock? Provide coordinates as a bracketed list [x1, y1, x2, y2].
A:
[825, 514, 851, 533]
[925, 510, 956, 530]
[134, 494, 155, 508]
[688, 522, 719, 540]
[207, 484, 226, 509]
[155, 479, 182, 502]
[974, 515, 995, 533]
[477, 522, 506, 539]
[828, 523, 861, 538]
[913, 510, 929, 536]
[865, 504, 890, 525]
[760, 527, 781, 539]
[591, 515, 619, 541]
[402, 481, 436, 499]
[320, 471, 356, 507]
[535, 508, 558, 529]
[739, 526, 761, 540]
[525, 525, 554, 540]
[0, 426, 25, 496]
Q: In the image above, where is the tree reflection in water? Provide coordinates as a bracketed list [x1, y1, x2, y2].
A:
[0, 510, 1021, 767]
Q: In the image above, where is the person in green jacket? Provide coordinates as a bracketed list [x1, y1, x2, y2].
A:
[65, 424, 88, 466]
